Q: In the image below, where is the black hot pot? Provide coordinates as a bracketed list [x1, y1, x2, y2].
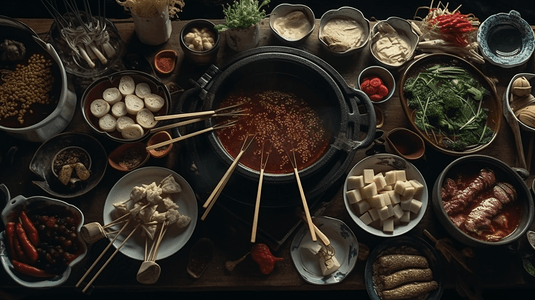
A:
[174, 46, 376, 207]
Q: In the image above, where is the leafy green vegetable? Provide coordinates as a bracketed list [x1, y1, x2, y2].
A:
[403, 64, 492, 151]
[214, 0, 271, 32]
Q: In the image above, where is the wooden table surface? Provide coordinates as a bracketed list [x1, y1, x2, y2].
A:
[1, 17, 535, 298]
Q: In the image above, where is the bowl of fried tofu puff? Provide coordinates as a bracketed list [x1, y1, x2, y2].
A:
[343, 153, 428, 237]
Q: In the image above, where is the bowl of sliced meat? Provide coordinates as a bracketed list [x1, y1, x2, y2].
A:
[431, 154, 534, 247]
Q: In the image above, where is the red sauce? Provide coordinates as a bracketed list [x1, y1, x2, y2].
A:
[216, 89, 331, 174]
[442, 166, 522, 242]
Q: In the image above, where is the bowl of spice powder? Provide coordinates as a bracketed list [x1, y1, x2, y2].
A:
[108, 142, 150, 172]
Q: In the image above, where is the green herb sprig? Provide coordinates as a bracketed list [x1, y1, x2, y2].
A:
[214, 0, 271, 32]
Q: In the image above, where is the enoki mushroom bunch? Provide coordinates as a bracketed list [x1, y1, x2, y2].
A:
[116, 0, 185, 18]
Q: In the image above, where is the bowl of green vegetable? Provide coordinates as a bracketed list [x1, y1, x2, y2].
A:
[399, 53, 501, 155]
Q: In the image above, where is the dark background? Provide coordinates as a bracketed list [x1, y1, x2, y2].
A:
[2, 1, 535, 299]
[2, 0, 535, 25]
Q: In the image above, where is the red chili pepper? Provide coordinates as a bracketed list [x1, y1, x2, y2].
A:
[11, 260, 54, 278]
[250, 243, 283, 275]
[5, 222, 18, 260]
[15, 222, 39, 263]
[19, 211, 39, 247]
[12, 234, 29, 263]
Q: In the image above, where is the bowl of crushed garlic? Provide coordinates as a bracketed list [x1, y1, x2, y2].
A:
[180, 19, 220, 65]
[504, 73, 535, 132]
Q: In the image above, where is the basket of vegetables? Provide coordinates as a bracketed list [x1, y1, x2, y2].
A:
[399, 53, 501, 155]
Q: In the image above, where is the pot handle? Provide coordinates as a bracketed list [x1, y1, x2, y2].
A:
[335, 89, 376, 151]
[0, 184, 10, 209]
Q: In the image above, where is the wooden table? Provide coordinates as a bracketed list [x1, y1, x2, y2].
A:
[1, 17, 535, 298]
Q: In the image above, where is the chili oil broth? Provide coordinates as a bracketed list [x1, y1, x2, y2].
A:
[443, 164, 523, 241]
[215, 75, 334, 174]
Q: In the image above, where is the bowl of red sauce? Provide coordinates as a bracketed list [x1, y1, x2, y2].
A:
[431, 154, 534, 247]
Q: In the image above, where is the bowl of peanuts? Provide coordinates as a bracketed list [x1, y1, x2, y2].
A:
[0, 16, 76, 142]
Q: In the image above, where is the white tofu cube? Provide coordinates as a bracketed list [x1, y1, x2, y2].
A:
[400, 199, 412, 211]
[395, 170, 407, 182]
[402, 186, 416, 198]
[359, 212, 373, 225]
[410, 199, 423, 214]
[382, 193, 392, 206]
[378, 206, 391, 220]
[346, 189, 363, 204]
[383, 218, 395, 233]
[384, 170, 397, 185]
[394, 180, 407, 195]
[409, 179, 425, 197]
[383, 185, 393, 191]
[400, 211, 411, 223]
[389, 190, 401, 204]
[393, 204, 404, 220]
[361, 182, 378, 199]
[368, 208, 380, 221]
[373, 173, 387, 191]
[369, 194, 386, 208]
[363, 169, 375, 184]
[355, 200, 371, 215]
[347, 175, 365, 190]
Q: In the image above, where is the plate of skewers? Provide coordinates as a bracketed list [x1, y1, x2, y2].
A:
[102, 166, 197, 261]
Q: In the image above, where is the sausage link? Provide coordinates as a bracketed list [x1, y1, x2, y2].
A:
[15, 222, 39, 263]
[376, 254, 429, 275]
[380, 281, 439, 300]
[11, 260, 54, 278]
[5, 222, 18, 260]
[19, 211, 39, 247]
[381, 268, 434, 290]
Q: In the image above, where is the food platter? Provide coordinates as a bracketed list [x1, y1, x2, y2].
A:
[103, 166, 197, 261]
[290, 216, 359, 285]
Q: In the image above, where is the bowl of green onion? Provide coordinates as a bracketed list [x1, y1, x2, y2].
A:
[399, 53, 501, 155]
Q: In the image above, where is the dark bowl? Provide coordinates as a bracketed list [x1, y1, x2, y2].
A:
[399, 53, 502, 156]
[180, 19, 220, 65]
[431, 155, 534, 247]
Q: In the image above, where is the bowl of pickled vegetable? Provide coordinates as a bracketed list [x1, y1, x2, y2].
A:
[399, 53, 502, 155]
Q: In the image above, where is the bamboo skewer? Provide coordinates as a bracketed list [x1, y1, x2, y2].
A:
[154, 103, 244, 121]
[81, 223, 140, 293]
[289, 150, 317, 242]
[151, 111, 247, 133]
[76, 219, 131, 288]
[251, 143, 271, 243]
[201, 135, 256, 221]
[146, 120, 237, 151]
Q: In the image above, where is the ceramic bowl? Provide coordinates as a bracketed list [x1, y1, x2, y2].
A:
[365, 236, 444, 300]
[504, 73, 535, 132]
[318, 6, 370, 55]
[269, 3, 315, 45]
[108, 142, 150, 172]
[180, 19, 220, 65]
[154, 49, 177, 74]
[399, 53, 501, 156]
[343, 153, 428, 238]
[29, 132, 107, 198]
[386, 127, 425, 160]
[369, 17, 419, 69]
[147, 131, 173, 158]
[357, 66, 396, 104]
[81, 70, 170, 143]
[431, 154, 534, 247]
[477, 10, 535, 68]
[0, 184, 87, 288]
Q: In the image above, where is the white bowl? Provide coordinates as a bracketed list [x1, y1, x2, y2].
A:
[343, 153, 428, 237]
[369, 17, 419, 69]
[269, 3, 315, 45]
[504, 73, 535, 132]
[318, 6, 370, 55]
[477, 10, 535, 68]
[357, 65, 396, 104]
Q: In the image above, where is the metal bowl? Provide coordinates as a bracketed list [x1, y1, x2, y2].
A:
[431, 155, 534, 247]
[269, 3, 315, 45]
[504, 73, 535, 132]
[318, 6, 370, 55]
[369, 17, 419, 69]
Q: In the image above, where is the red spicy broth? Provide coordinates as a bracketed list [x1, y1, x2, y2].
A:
[442, 164, 523, 242]
[215, 76, 332, 174]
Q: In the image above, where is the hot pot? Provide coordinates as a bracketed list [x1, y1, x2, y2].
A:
[174, 46, 376, 207]
[0, 16, 76, 142]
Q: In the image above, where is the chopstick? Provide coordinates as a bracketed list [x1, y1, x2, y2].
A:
[250, 143, 271, 243]
[289, 150, 317, 242]
[81, 224, 140, 293]
[146, 120, 237, 151]
[151, 110, 247, 133]
[154, 103, 244, 121]
[201, 134, 256, 221]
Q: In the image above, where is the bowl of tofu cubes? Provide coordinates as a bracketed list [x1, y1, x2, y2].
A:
[343, 153, 428, 237]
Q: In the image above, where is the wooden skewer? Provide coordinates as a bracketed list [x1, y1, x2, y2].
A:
[76, 219, 131, 288]
[289, 150, 316, 242]
[154, 103, 244, 121]
[201, 135, 256, 221]
[150, 116, 208, 133]
[82, 224, 140, 293]
[251, 143, 271, 243]
[150, 224, 168, 262]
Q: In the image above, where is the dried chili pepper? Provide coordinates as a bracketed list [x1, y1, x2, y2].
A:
[250, 243, 283, 274]
[19, 211, 39, 247]
[15, 222, 39, 263]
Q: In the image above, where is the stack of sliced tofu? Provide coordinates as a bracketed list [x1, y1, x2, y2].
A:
[346, 168, 424, 234]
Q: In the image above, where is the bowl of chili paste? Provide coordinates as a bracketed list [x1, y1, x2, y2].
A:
[432, 155, 534, 247]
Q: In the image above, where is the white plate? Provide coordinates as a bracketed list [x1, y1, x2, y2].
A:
[103, 166, 197, 261]
[290, 216, 359, 285]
